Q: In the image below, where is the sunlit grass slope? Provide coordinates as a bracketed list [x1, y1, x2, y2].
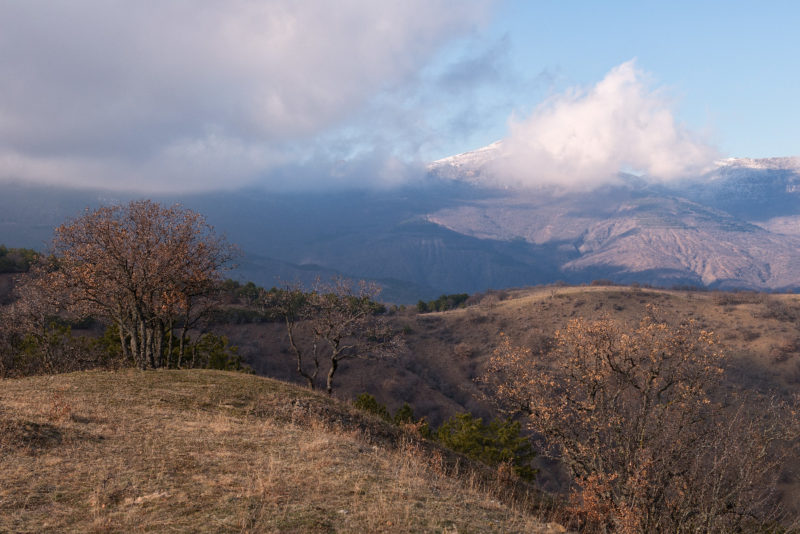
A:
[0, 369, 566, 533]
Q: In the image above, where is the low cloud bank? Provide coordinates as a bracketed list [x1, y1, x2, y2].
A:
[492, 60, 719, 189]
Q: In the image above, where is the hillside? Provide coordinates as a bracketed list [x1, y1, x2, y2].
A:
[0, 370, 566, 533]
[215, 285, 800, 517]
[229, 286, 800, 421]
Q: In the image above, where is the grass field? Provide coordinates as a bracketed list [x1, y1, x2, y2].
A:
[0, 369, 567, 533]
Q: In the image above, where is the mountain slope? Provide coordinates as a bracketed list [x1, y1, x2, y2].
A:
[426, 145, 800, 290]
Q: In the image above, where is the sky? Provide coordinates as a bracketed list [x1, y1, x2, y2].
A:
[0, 0, 798, 192]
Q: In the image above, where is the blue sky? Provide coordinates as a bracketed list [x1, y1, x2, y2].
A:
[472, 0, 800, 160]
[0, 1, 797, 192]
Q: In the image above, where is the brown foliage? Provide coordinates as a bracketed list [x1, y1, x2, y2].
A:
[483, 308, 799, 532]
[16, 200, 233, 370]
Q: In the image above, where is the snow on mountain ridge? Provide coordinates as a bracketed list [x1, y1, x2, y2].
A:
[715, 157, 800, 171]
[429, 141, 800, 184]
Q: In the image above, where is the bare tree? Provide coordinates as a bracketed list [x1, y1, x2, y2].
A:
[310, 278, 402, 395]
[261, 284, 320, 389]
[19, 200, 233, 369]
[264, 278, 403, 394]
[482, 309, 799, 533]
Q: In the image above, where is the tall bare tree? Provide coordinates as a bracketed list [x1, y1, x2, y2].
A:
[22, 200, 233, 369]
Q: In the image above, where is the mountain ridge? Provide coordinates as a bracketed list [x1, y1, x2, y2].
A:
[1, 148, 800, 300]
[423, 144, 800, 292]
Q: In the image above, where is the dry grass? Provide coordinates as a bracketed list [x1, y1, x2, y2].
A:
[0, 370, 567, 533]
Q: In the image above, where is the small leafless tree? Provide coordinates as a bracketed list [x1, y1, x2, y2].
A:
[261, 284, 319, 389]
[264, 278, 403, 394]
[482, 308, 799, 533]
[310, 278, 403, 395]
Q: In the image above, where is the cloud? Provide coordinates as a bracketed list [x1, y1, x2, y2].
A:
[492, 60, 719, 189]
[0, 1, 490, 192]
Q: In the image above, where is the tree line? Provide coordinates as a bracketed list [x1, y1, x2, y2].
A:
[0, 245, 38, 273]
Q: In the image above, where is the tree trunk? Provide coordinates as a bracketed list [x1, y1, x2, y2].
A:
[144, 324, 155, 369]
[118, 321, 131, 362]
[166, 318, 174, 368]
[154, 320, 164, 368]
[326, 356, 338, 395]
[287, 319, 315, 389]
[178, 315, 190, 368]
[129, 323, 142, 369]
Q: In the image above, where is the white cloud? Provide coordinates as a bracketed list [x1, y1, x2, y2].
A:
[0, 1, 489, 191]
[492, 60, 718, 189]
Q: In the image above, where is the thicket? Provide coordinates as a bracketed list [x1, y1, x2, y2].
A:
[0, 316, 245, 378]
[0, 245, 37, 273]
[416, 293, 470, 313]
[352, 394, 536, 481]
[0, 201, 246, 377]
[15, 200, 235, 370]
[483, 309, 800, 533]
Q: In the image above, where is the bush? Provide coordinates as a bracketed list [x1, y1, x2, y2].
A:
[436, 413, 536, 481]
[352, 393, 391, 421]
[417, 293, 470, 313]
[0, 321, 120, 377]
[484, 312, 799, 532]
[393, 402, 415, 424]
[190, 333, 243, 371]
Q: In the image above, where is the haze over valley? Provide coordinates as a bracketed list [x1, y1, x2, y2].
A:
[3, 152, 800, 301]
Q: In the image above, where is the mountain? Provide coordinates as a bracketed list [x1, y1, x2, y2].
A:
[1, 149, 799, 300]
[426, 145, 800, 292]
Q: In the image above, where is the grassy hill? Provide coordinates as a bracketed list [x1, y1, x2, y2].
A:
[0, 369, 567, 533]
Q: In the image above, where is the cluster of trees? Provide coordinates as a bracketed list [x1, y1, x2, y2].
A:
[416, 293, 470, 313]
[0, 200, 401, 391]
[352, 393, 536, 481]
[1, 200, 239, 375]
[482, 309, 799, 533]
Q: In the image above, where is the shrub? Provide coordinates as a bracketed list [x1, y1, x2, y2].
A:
[352, 393, 391, 421]
[484, 311, 799, 532]
[190, 333, 243, 371]
[393, 402, 415, 424]
[417, 293, 471, 313]
[0, 245, 38, 273]
[436, 413, 536, 481]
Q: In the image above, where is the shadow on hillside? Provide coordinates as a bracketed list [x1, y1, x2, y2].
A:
[0, 418, 105, 452]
